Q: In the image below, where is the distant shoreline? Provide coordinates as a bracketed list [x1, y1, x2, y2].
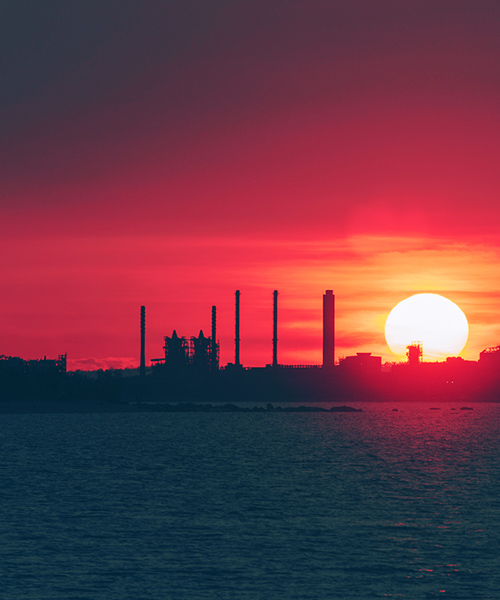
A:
[0, 399, 362, 415]
[0, 397, 489, 415]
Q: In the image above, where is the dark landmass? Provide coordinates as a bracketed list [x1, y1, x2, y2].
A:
[1, 353, 500, 413]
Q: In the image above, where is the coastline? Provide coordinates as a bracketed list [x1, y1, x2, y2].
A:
[0, 397, 488, 415]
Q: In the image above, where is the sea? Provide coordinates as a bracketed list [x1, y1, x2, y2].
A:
[1, 401, 499, 599]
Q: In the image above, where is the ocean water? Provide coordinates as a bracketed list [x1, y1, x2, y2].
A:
[1, 402, 499, 599]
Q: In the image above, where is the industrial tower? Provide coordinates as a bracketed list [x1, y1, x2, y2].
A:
[323, 290, 335, 368]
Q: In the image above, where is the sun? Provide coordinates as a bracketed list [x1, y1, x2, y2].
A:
[384, 293, 469, 361]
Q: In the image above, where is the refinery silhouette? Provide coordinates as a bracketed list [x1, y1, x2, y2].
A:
[2, 289, 500, 408]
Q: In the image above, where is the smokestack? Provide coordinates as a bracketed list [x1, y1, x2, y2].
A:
[211, 305, 218, 370]
[322, 290, 335, 369]
[235, 290, 241, 366]
[272, 290, 278, 367]
[140, 305, 146, 377]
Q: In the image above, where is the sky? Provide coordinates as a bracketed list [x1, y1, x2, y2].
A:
[2, 1, 500, 369]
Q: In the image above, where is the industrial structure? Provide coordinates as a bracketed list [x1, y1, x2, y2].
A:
[323, 290, 335, 369]
[140, 305, 146, 377]
[151, 329, 219, 371]
[150, 289, 340, 372]
[406, 342, 423, 366]
[0, 354, 67, 374]
[235, 290, 241, 367]
[339, 352, 381, 374]
[146, 288, 490, 380]
[9, 288, 500, 404]
[272, 290, 278, 367]
[479, 345, 500, 367]
[211, 306, 218, 370]
[150, 304, 220, 371]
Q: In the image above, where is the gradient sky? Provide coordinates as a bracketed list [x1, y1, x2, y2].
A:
[2, 1, 500, 369]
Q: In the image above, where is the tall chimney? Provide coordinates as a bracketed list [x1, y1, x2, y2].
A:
[272, 290, 278, 367]
[211, 305, 218, 370]
[140, 305, 146, 377]
[322, 290, 335, 369]
[235, 290, 241, 366]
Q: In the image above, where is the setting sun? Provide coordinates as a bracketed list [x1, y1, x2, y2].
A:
[384, 293, 469, 361]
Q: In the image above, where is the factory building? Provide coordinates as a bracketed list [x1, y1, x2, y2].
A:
[152, 330, 219, 371]
[339, 352, 381, 374]
[148, 304, 219, 372]
[0, 354, 67, 374]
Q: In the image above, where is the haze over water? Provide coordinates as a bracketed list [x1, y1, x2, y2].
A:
[1, 401, 499, 599]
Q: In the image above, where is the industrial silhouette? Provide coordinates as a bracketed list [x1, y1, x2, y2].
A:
[406, 342, 423, 366]
[272, 290, 278, 368]
[3, 289, 500, 405]
[235, 290, 241, 367]
[133, 289, 500, 404]
[323, 290, 335, 369]
[140, 305, 146, 378]
[150, 289, 338, 373]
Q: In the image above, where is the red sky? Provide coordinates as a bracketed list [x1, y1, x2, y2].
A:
[2, 1, 500, 369]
